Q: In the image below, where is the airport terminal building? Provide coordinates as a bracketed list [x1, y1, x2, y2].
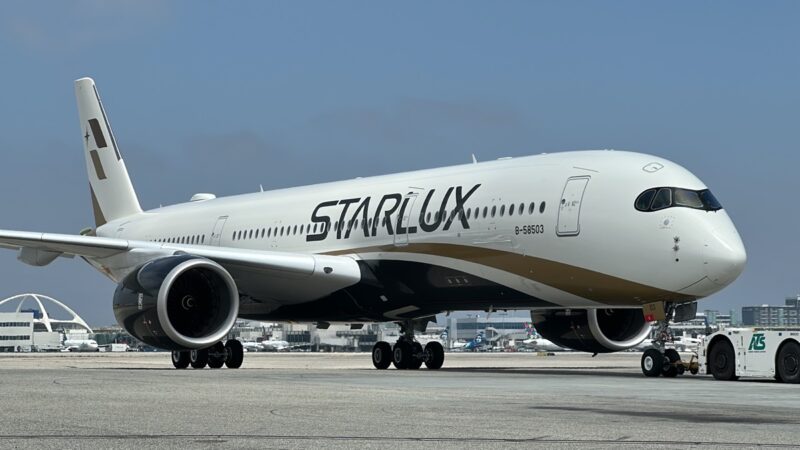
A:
[0, 312, 33, 352]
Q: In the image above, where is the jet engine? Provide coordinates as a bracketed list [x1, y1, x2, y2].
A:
[531, 308, 651, 353]
[113, 255, 239, 350]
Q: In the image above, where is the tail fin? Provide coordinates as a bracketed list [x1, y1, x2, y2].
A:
[75, 78, 142, 227]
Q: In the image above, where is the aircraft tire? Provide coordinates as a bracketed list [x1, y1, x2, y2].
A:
[408, 342, 424, 370]
[641, 348, 662, 377]
[424, 342, 445, 370]
[225, 339, 244, 369]
[708, 339, 738, 381]
[392, 341, 413, 369]
[662, 348, 680, 378]
[171, 351, 190, 369]
[371, 341, 392, 369]
[776, 341, 800, 384]
[207, 342, 226, 369]
[190, 349, 208, 369]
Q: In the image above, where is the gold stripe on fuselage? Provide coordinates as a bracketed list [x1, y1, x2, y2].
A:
[327, 243, 694, 306]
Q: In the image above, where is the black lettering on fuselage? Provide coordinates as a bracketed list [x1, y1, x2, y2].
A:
[306, 200, 338, 242]
[419, 187, 454, 233]
[336, 198, 360, 240]
[395, 194, 418, 235]
[371, 193, 402, 236]
[345, 197, 371, 239]
[443, 184, 481, 230]
[307, 184, 482, 242]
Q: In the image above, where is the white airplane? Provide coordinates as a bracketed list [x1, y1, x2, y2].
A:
[0, 78, 746, 374]
[241, 341, 263, 352]
[521, 337, 565, 352]
[670, 335, 703, 352]
[62, 338, 99, 352]
[260, 340, 291, 351]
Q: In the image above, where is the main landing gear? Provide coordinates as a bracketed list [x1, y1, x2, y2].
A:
[372, 320, 445, 370]
[640, 303, 699, 378]
[171, 339, 244, 369]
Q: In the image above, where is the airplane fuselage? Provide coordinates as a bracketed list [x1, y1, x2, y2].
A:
[94, 150, 745, 323]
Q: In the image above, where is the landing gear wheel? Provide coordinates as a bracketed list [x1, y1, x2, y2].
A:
[408, 342, 423, 370]
[171, 351, 190, 369]
[662, 348, 680, 378]
[207, 342, 226, 369]
[777, 341, 800, 384]
[641, 348, 662, 377]
[371, 341, 392, 369]
[424, 341, 445, 370]
[224, 339, 244, 369]
[189, 349, 208, 369]
[709, 339, 738, 381]
[392, 341, 413, 369]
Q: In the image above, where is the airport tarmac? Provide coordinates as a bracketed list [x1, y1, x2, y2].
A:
[1, 352, 798, 449]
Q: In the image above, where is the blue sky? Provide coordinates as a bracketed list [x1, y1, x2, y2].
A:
[0, 1, 797, 325]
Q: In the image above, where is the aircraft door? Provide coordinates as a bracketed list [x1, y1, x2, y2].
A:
[556, 176, 590, 237]
[394, 188, 423, 247]
[210, 216, 228, 246]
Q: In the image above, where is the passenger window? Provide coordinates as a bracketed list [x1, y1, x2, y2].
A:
[651, 188, 673, 210]
[540, 202, 546, 214]
[519, 203, 524, 215]
[466, 208, 471, 219]
[635, 189, 657, 211]
[483, 207, 488, 218]
[499, 205, 505, 216]
[293, 225, 297, 235]
[491, 206, 496, 218]
[529, 203, 535, 215]
[509, 204, 515, 216]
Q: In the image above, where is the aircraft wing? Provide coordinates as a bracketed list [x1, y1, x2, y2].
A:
[0, 230, 128, 259]
[0, 229, 361, 304]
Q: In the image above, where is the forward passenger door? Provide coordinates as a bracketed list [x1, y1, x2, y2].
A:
[556, 176, 590, 237]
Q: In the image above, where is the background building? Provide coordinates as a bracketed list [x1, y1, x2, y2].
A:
[742, 295, 800, 326]
[0, 312, 34, 352]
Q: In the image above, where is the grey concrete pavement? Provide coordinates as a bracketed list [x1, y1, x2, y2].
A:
[0, 352, 797, 449]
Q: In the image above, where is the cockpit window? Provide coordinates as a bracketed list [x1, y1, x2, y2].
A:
[699, 190, 722, 210]
[635, 187, 723, 212]
[650, 188, 672, 210]
[635, 189, 656, 211]
[673, 188, 703, 208]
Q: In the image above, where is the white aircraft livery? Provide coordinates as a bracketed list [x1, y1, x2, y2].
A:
[0, 78, 746, 374]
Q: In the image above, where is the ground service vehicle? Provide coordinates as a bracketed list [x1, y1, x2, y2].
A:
[700, 328, 800, 383]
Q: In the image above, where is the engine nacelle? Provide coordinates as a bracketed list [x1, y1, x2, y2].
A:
[113, 255, 239, 350]
[532, 308, 651, 353]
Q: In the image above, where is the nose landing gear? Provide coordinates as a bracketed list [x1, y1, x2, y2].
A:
[640, 303, 700, 378]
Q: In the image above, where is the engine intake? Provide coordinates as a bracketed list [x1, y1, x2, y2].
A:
[113, 255, 239, 350]
[532, 308, 651, 353]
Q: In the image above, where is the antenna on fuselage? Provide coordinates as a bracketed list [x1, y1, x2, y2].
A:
[471, 154, 478, 164]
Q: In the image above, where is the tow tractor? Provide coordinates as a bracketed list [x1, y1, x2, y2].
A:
[641, 327, 800, 382]
[699, 328, 800, 383]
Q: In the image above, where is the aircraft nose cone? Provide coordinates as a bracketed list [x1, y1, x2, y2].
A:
[704, 224, 746, 286]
